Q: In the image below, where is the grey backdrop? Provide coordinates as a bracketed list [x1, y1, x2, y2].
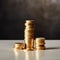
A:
[0, 0, 60, 39]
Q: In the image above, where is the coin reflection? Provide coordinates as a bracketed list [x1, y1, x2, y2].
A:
[14, 49, 19, 60]
[25, 51, 34, 60]
[36, 50, 45, 60]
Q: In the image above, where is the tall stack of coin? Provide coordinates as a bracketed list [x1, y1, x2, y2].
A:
[24, 20, 34, 50]
[35, 37, 45, 50]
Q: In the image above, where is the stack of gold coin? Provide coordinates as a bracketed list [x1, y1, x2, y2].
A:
[14, 43, 24, 50]
[35, 37, 45, 50]
[24, 20, 34, 50]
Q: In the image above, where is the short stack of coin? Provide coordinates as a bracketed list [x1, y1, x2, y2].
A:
[24, 20, 34, 50]
[35, 37, 45, 50]
[14, 43, 24, 50]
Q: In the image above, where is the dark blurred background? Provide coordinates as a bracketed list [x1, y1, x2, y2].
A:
[0, 0, 60, 40]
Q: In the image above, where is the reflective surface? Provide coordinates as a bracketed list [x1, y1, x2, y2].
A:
[0, 40, 60, 60]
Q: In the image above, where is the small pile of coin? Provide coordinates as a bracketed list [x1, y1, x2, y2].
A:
[14, 43, 24, 50]
[24, 20, 34, 50]
[35, 37, 45, 50]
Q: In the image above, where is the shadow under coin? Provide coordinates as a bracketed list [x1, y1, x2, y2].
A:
[46, 47, 60, 50]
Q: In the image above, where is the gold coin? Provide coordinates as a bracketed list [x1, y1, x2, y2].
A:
[35, 42, 45, 46]
[24, 28, 34, 31]
[25, 20, 34, 24]
[25, 24, 34, 27]
[24, 35, 34, 39]
[26, 48, 34, 51]
[24, 29, 34, 33]
[36, 37, 45, 43]
[36, 47, 45, 50]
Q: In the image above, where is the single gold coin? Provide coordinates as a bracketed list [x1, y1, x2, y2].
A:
[24, 29, 34, 33]
[25, 20, 34, 25]
[35, 42, 45, 46]
[25, 24, 34, 28]
[26, 48, 34, 51]
[24, 32, 34, 35]
[24, 28, 34, 31]
[24, 35, 34, 39]
[36, 47, 45, 50]
[36, 37, 45, 43]
[25, 23, 34, 26]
